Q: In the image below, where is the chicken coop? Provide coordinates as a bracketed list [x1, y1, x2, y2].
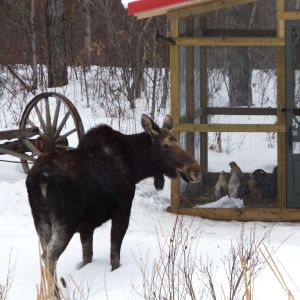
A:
[128, 0, 300, 221]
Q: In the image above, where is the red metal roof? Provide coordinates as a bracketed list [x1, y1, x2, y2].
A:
[127, 0, 216, 18]
[128, 0, 190, 15]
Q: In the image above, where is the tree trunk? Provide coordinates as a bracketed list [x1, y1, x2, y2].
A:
[228, 47, 252, 106]
[227, 4, 254, 107]
[31, 0, 38, 90]
[150, 27, 157, 119]
[46, 0, 68, 87]
[160, 68, 169, 109]
[128, 17, 153, 108]
[105, 0, 114, 43]
[82, 0, 91, 66]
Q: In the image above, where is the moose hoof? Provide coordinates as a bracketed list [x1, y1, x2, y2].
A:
[111, 263, 120, 272]
[111, 258, 120, 271]
[76, 261, 90, 270]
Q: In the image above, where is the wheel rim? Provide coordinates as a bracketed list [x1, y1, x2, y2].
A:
[19, 92, 85, 173]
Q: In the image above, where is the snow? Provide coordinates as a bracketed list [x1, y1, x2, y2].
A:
[196, 195, 244, 208]
[0, 72, 299, 300]
[121, 0, 136, 9]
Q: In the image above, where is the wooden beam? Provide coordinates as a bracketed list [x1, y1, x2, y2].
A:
[175, 37, 285, 46]
[275, 0, 285, 208]
[167, 207, 300, 222]
[169, 17, 180, 210]
[277, 46, 286, 209]
[168, 0, 256, 19]
[169, 18, 179, 124]
[277, 11, 300, 21]
[0, 127, 39, 140]
[199, 17, 208, 174]
[205, 107, 278, 115]
[202, 29, 277, 37]
[276, 0, 285, 38]
[173, 123, 285, 132]
[185, 19, 195, 156]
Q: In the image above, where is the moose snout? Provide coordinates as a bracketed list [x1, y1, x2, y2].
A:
[178, 161, 201, 183]
[188, 168, 201, 183]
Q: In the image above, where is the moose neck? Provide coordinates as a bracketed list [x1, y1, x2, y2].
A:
[124, 132, 159, 184]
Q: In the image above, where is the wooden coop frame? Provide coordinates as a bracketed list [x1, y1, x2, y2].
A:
[128, 0, 300, 221]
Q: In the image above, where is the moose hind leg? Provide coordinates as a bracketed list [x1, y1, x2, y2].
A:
[76, 228, 94, 270]
[110, 213, 130, 271]
[36, 219, 52, 256]
[45, 223, 72, 276]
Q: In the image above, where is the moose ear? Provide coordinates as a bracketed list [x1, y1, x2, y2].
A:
[141, 114, 160, 136]
[162, 115, 173, 130]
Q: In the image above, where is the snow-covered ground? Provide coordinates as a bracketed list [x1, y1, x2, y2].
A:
[1, 166, 300, 300]
[0, 72, 299, 299]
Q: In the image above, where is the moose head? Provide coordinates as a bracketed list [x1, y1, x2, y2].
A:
[141, 114, 201, 187]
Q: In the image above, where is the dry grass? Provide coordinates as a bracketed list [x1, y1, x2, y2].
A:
[36, 247, 90, 300]
[0, 253, 14, 300]
[1, 223, 297, 300]
[260, 244, 295, 300]
[137, 216, 298, 300]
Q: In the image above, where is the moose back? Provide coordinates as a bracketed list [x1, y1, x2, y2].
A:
[26, 114, 201, 275]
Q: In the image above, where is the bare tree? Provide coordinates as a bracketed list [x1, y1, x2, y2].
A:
[160, 69, 169, 109]
[46, 0, 68, 87]
[227, 3, 255, 107]
[150, 24, 157, 119]
[31, 0, 38, 89]
[105, 0, 114, 42]
[128, 17, 153, 108]
[82, 0, 91, 65]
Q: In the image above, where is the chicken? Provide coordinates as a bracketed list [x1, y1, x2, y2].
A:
[228, 161, 242, 198]
[228, 172, 241, 198]
[215, 171, 228, 199]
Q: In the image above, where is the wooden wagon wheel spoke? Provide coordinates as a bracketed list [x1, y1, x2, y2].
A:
[27, 119, 43, 135]
[27, 119, 37, 127]
[56, 128, 77, 141]
[52, 97, 61, 133]
[19, 92, 85, 173]
[21, 139, 41, 156]
[34, 104, 47, 134]
[0, 147, 36, 162]
[20, 154, 37, 162]
[53, 111, 71, 138]
[45, 97, 52, 135]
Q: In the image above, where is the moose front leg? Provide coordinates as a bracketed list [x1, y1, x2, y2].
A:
[110, 213, 130, 271]
[154, 173, 165, 190]
[76, 228, 94, 270]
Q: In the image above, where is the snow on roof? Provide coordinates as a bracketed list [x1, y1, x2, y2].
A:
[121, 0, 135, 9]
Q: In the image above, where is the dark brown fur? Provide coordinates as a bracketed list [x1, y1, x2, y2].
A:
[250, 167, 277, 198]
[26, 115, 201, 275]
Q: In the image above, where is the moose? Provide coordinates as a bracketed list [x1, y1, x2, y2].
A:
[26, 114, 201, 275]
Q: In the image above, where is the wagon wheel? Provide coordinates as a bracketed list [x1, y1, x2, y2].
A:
[19, 92, 85, 173]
